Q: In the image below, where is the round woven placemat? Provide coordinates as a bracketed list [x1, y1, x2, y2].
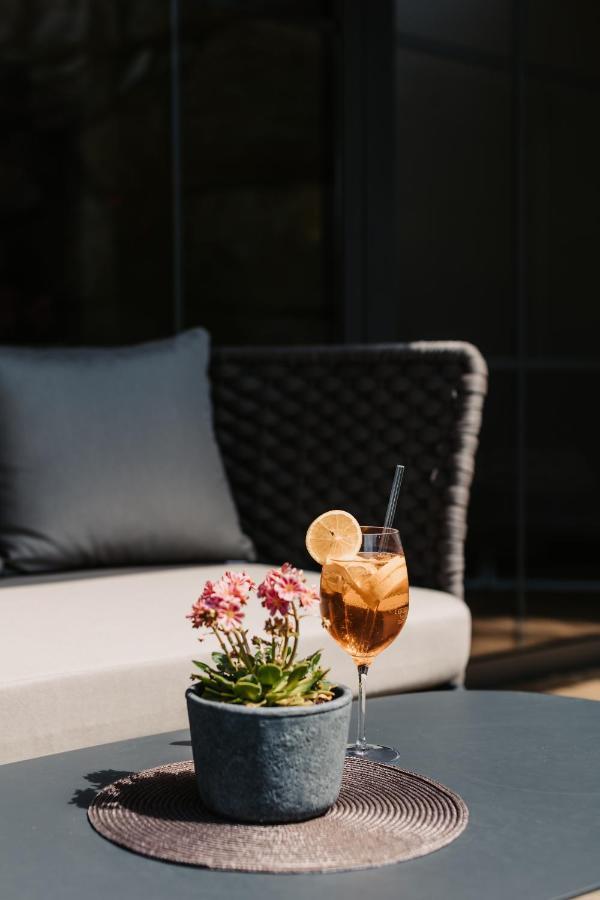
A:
[88, 758, 468, 873]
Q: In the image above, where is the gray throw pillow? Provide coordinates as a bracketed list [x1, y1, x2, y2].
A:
[0, 329, 255, 573]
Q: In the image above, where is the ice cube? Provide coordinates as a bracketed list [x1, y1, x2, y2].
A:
[329, 560, 378, 608]
[379, 591, 410, 612]
[321, 562, 347, 595]
[342, 587, 369, 609]
[370, 556, 408, 605]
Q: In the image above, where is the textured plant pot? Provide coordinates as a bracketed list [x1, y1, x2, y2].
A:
[185, 684, 352, 824]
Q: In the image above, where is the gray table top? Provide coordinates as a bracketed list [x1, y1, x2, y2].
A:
[1, 690, 598, 900]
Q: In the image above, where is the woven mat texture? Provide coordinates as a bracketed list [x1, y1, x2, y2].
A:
[88, 757, 468, 873]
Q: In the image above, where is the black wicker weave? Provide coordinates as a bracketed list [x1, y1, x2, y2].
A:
[210, 342, 487, 599]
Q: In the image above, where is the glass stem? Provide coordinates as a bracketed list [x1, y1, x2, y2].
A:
[356, 664, 369, 751]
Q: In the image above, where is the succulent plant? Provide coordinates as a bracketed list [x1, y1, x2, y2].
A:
[187, 565, 335, 707]
[191, 649, 334, 707]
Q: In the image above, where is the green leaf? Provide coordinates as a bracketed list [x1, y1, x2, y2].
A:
[211, 652, 234, 672]
[295, 676, 314, 691]
[289, 663, 310, 680]
[215, 672, 238, 690]
[265, 676, 289, 698]
[308, 667, 330, 689]
[285, 664, 311, 693]
[198, 673, 235, 694]
[202, 687, 233, 702]
[233, 681, 262, 702]
[257, 664, 283, 686]
[192, 660, 211, 672]
[193, 660, 234, 678]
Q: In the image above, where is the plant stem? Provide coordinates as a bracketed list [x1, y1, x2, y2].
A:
[230, 629, 244, 662]
[279, 623, 289, 667]
[212, 627, 236, 670]
[223, 629, 243, 668]
[288, 604, 300, 666]
[232, 628, 253, 670]
[241, 629, 253, 660]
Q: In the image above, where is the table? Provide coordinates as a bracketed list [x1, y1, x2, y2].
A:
[1, 691, 598, 900]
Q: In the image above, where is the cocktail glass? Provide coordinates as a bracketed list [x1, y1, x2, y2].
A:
[320, 526, 409, 762]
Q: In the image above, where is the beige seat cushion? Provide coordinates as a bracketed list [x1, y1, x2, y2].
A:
[0, 564, 470, 764]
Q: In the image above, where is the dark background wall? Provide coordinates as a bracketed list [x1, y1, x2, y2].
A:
[391, 0, 600, 622]
[0, 1, 598, 621]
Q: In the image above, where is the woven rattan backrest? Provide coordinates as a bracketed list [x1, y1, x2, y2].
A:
[211, 342, 487, 598]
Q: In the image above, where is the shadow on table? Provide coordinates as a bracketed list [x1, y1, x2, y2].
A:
[74, 766, 221, 823]
[170, 740, 191, 747]
[70, 769, 134, 809]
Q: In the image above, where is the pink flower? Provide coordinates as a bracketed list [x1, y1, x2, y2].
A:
[257, 563, 318, 617]
[199, 580, 215, 603]
[187, 590, 216, 629]
[188, 571, 254, 631]
[257, 573, 286, 617]
[215, 599, 245, 631]
[210, 571, 255, 607]
[278, 563, 319, 608]
[260, 588, 291, 618]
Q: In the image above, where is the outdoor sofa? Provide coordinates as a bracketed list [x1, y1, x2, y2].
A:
[0, 339, 487, 765]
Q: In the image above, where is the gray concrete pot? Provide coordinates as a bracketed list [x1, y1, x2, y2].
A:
[185, 684, 352, 824]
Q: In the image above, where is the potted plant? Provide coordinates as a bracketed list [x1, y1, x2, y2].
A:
[185, 564, 352, 823]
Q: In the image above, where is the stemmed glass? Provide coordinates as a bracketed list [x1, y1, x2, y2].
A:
[320, 526, 409, 762]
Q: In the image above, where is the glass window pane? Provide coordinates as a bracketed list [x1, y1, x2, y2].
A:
[394, 50, 513, 356]
[466, 371, 517, 586]
[0, 2, 173, 345]
[526, 372, 599, 581]
[526, 82, 600, 358]
[180, 2, 335, 345]
[527, 0, 600, 78]
[395, 0, 510, 56]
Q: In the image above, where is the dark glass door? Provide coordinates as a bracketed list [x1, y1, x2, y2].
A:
[0, 1, 337, 346]
[179, 1, 337, 345]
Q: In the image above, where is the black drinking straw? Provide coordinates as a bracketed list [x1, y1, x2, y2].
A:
[383, 465, 405, 529]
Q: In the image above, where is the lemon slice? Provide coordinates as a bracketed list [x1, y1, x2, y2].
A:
[305, 510, 362, 565]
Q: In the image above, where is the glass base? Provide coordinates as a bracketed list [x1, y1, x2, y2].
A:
[346, 743, 399, 763]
